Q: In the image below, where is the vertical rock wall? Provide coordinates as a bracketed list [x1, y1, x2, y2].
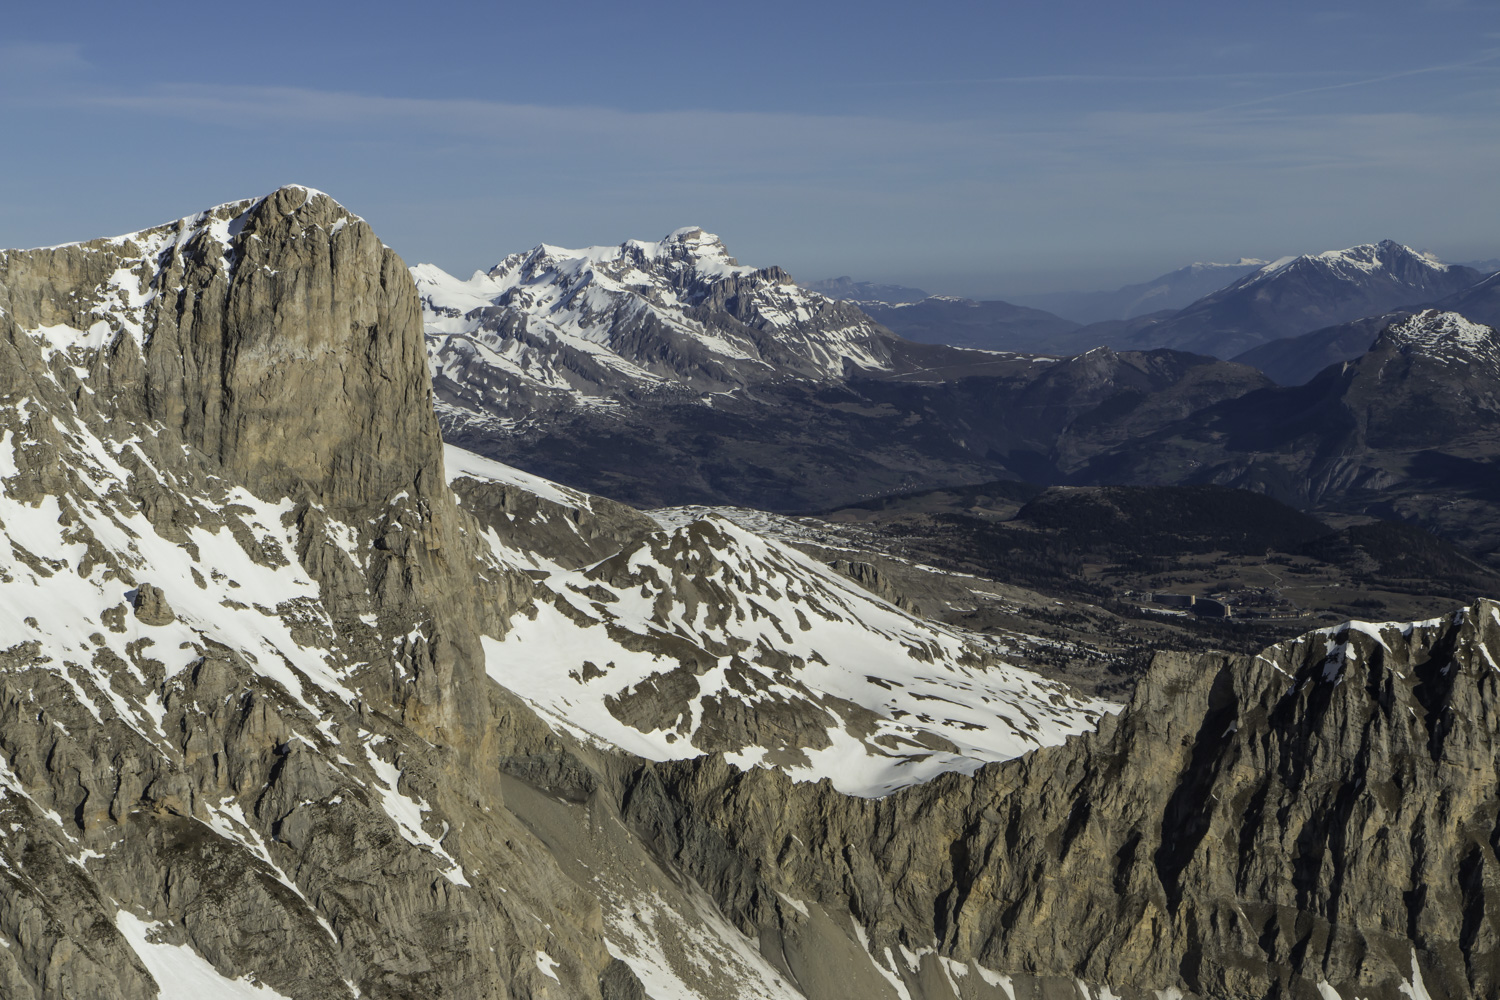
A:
[0, 188, 626, 1000]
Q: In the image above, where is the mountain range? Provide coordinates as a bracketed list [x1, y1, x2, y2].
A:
[415, 228, 1296, 509]
[413, 227, 1500, 574]
[416, 228, 896, 435]
[1081, 309, 1500, 560]
[1442, 268, 1500, 328]
[1231, 312, 1415, 386]
[807, 240, 1491, 364]
[1, 186, 1499, 999]
[852, 296, 1081, 353]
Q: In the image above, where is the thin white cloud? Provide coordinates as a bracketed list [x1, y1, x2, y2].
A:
[63, 83, 1038, 178]
[1210, 51, 1500, 112]
[0, 42, 89, 78]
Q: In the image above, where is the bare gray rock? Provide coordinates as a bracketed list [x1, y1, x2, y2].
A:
[129, 584, 175, 625]
[592, 600, 1500, 999]
[0, 187, 617, 1000]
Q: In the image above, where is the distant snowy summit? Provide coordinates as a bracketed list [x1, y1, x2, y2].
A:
[1379, 309, 1500, 370]
[1240, 239, 1455, 288]
[1117, 239, 1487, 358]
[1012, 257, 1271, 324]
[1106, 257, 1271, 317]
[1190, 257, 1270, 269]
[414, 227, 897, 434]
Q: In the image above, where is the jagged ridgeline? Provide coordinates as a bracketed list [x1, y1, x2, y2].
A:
[0, 187, 1496, 1000]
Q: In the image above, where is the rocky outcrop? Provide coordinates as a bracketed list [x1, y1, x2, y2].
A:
[451, 473, 658, 570]
[0, 187, 631, 1000]
[591, 601, 1500, 999]
[826, 558, 920, 613]
[130, 584, 176, 626]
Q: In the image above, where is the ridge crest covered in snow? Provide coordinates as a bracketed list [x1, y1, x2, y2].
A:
[1380, 308, 1499, 367]
[448, 448, 1115, 797]
[416, 227, 897, 434]
[1249, 239, 1451, 285]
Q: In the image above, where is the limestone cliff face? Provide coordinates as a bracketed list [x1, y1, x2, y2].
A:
[0, 188, 628, 1000]
[603, 601, 1500, 1000]
[7, 188, 434, 498]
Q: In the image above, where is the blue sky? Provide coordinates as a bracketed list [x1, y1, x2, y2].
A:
[2, 0, 1497, 295]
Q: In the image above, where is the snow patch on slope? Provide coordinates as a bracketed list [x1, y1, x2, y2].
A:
[480, 511, 1114, 796]
[598, 884, 805, 1000]
[443, 443, 595, 511]
[115, 911, 294, 1000]
[362, 739, 470, 886]
[0, 414, 357, 736]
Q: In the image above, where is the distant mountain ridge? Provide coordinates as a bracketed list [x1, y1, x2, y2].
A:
[1017, 257, 1269, 323]
[1109, 240, 1483, 357]
[1082, 309, 1500, 559]
[1459, 256, 1500, 275]
[414, 231, 1500, 565]
[1441, 268, 1500, 329]
[1232, 311, 1414, 385]
[411, 225, 1275, 511]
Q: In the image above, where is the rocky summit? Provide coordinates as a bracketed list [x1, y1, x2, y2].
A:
[0, 188, 1498, 1000]
[415, 228, 895, 437]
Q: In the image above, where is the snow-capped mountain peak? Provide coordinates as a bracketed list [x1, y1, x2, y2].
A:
[1380, 309, 1500, 368]
[632, 225, 748, 276]
[417, 227, 897, 437]
[509, 226, 750, 287]
[1250, 240, 1451, 285]
[1135, 239, 1488, 356]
